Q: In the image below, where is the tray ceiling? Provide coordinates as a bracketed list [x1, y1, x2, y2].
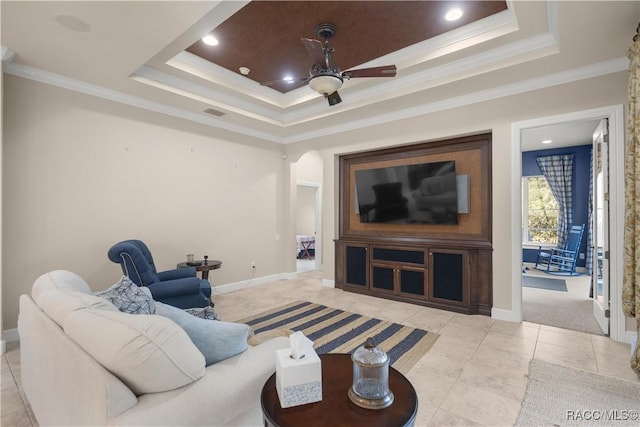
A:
[185, 1, 507, 93]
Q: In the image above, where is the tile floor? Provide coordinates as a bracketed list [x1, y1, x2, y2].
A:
[2, 271, 637, 426]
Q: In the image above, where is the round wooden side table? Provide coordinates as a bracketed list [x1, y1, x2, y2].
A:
[261, 353, 418, 427]
[176, 259, 221, 280]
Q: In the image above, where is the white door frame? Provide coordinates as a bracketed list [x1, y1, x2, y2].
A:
[510, 104, 626, 342]
[592, 120, 610, 334]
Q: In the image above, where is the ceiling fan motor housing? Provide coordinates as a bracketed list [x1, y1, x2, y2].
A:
[315, 23, 336, 40]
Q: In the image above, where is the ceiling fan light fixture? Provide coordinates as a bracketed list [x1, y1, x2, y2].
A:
[309, 74, 343, 95]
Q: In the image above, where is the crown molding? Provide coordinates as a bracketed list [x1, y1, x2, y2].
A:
[131, 65, 285, 126]
[3, 61, 284, 144]
[283, 57, 629, 144]
[3, 49, 627, 145]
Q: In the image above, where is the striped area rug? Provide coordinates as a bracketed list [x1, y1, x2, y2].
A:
[238, 300, 439, 375]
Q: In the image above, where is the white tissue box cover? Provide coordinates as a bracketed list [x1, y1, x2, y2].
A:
[275, 348, 322, 408]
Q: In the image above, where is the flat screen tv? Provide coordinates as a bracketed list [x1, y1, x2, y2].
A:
[355, 160, 458, 224]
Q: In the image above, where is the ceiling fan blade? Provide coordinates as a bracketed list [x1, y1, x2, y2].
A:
[342, 65, 397, 79]
[327, 91, 342, 106]
[301, 38, 327, 68]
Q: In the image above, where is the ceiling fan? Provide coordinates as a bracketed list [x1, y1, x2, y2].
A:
[260, 23, 397, 106]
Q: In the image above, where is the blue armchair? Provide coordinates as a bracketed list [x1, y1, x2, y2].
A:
[107, 240, 212, 309]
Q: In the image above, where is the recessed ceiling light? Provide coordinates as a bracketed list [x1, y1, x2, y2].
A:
[239, 67, 250, 75]
[445, 7, 463, 22]
[202, 35, 219, 46]
[283, 75, 295, 84]
[542, 139, 553, 144]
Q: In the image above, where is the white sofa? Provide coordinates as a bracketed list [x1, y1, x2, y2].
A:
[18, 270, 289, 426]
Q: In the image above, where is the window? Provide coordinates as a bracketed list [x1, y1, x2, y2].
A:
[522, 176, 559, 244]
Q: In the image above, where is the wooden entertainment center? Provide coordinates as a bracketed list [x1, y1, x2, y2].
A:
[335, 133, 492, 316]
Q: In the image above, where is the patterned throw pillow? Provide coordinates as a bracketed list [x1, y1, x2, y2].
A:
[184, 306, 219, 320]
[95, 276, 156, 315]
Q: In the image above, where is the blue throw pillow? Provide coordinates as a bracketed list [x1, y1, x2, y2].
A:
[95, 276, 156, 315]
[155, 301, 249, 366]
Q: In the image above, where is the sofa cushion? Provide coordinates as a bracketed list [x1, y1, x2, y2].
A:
[32, 270, 92, 296]
[94, 276, 156, 315]
[156, 302, 250, 366]
[64, 308, 205, 395]
[31, 270, 118, 328]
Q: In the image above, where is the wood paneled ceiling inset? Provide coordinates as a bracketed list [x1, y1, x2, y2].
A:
[186, 1, 508, 93]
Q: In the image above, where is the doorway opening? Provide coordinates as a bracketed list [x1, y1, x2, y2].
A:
[520, 122, 600, 334]
[511, 105, 626, 342]
[296, 183, 319, 273]
[294, 150, 323, 274]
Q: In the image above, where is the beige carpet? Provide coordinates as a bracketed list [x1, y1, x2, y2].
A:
[517, 359, 640, 426]
[238, 300, 439, 375]
[522, 270, 603, 335]
[522, 287, 603, 335]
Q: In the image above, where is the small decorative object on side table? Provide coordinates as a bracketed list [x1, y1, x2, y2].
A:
[349, 338, 394, 409]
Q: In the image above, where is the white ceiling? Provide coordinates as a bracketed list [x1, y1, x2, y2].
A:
[1, 1, 637, 145]
[521, 119, 601, 152]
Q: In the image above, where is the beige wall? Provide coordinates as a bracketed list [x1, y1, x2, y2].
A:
[2, 70, 629, 330]
[287, 72, 628, 313]
[296, 151, 322, 184]
[2, 75, 285, 329]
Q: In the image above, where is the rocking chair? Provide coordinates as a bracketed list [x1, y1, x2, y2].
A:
[534, 224, 585, 276]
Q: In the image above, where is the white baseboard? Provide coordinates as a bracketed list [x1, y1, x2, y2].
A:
[321, 279, 335, 288]
[1, 328, 20, 349]
[213, 272, 334, 294]
[212, 272, 287, 295]
[284, 272, 298, 280]
[491, 307, 518, 322]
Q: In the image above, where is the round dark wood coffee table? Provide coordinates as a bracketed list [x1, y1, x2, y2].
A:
[261, 353, 417, 427]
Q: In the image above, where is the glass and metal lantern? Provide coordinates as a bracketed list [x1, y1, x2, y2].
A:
[348, 338, 394, 409]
